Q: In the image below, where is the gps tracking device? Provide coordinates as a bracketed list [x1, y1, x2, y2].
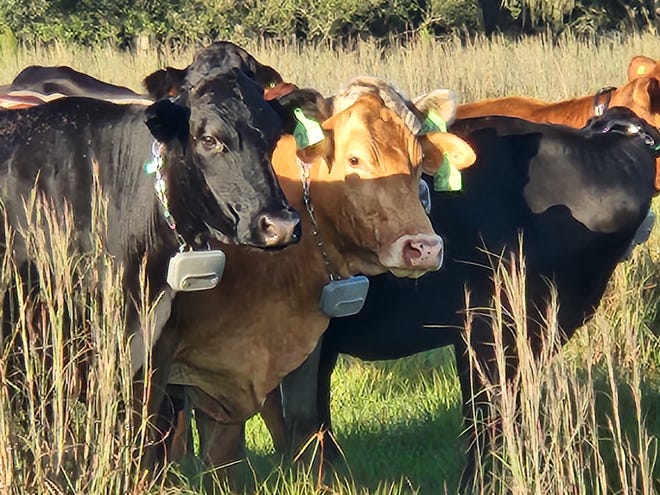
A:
[167, 250, 226, 292]
[319, 276, 370, 318]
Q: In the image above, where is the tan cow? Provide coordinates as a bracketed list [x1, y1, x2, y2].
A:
[151, 78, 476, 471]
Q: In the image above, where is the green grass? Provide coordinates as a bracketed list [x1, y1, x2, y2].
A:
[0, 31, 659, 494]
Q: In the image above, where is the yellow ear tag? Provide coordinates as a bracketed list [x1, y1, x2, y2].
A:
[434, 152, 462, 192]
[637, 66, 647, 75]
[293, 107, 324, 149]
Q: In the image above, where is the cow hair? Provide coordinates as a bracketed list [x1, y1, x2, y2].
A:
[332, 77, 422, 135]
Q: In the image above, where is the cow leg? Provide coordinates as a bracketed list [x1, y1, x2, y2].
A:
[135, 315, 182, 468]
[455, 316, 521, 494]
[315, 341, 340, 457]
[271, 336, 331, 460]
[195, 411, 250, 492]
[260, 387, 287, 454]
[454, 339, 490, 493]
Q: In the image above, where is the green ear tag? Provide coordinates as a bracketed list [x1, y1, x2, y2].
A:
[293, 107, 324, 149]
[434, 152, 462, 192]
[420, 109, 447, 134]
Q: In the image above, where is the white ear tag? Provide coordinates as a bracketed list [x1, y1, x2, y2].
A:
[166, 250, 226, 291]
[319, 275, 370, 317]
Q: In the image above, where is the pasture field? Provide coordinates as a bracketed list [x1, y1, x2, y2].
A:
[1, 32, 660, 494]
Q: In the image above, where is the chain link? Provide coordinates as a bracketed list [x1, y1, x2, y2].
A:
[148, 141, 188, 251]
[297, 157, 340, 281]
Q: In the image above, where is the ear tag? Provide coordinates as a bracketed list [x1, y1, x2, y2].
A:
[319, 276, 370, 317]
[166, 250, 226, 291]
[637, 66, 647, 75]
[420, 109, 447, 134]
[293, 107, 324, 149]
[434, 152, 462, 192]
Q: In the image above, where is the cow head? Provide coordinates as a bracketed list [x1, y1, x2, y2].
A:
[145, 45, 301, 249]
[272, 78, 476, 279]
[611, 65, 660, 190]
[142, 41, 297, 102]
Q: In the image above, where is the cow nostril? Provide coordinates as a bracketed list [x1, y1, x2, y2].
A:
[256, 212, 302, 247]
[258, 213, 279, 242]
[403, 241, 424, 261]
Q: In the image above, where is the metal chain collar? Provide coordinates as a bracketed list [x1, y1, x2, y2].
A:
[145, 140, 189, 251]
[297, 157, 341, 281]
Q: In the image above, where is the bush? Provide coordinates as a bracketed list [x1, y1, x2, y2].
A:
[0, 0, 657, 47]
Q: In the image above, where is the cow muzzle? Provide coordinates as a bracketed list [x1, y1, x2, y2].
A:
[380, 233, 444, 278]
[253, 207, 302, 248]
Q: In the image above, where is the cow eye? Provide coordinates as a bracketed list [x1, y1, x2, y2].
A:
[200, 135, 225, 152]
[348, 156, 360, 167]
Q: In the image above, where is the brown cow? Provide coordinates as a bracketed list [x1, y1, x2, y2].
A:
[150, 78, 476, 473]
[455, 65, 660, 189]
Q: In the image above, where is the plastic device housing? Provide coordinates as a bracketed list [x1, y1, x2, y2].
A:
[319, 275, 370, 317]
[166, 250, 226, 292]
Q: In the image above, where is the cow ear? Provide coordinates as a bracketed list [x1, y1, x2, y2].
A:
[270, 88, 332, 133]
[413, 88, 458, 127]
[143, 67, 187, 99]
[419, 132, 476, 175]
[270, 88, 333, 163]
[632, 76, 660, 120]
[628, 55, 657, 81]
[145, 99, 191, 143]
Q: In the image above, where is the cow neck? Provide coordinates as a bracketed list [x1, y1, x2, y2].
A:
[297, 156, 343, 281]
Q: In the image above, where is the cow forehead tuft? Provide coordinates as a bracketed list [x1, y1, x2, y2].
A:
[333, 77, 422, 135]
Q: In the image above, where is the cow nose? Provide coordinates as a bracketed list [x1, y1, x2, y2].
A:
[256, 210, 302, 248]
[403, 235, 444, 269]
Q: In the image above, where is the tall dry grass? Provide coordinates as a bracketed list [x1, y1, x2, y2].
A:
[0, 32, 658, 494]
[464, 241, 659, 494]
[0, 170, 173, 494]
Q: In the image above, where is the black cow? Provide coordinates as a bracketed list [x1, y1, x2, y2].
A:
[263, 107, 659, 488]
[142, 41, 297, 102]
[7, 64, 148, 102]
[0, 43, 301, 378]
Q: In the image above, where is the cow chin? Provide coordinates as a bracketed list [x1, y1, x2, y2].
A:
[389, 267, 430, 279]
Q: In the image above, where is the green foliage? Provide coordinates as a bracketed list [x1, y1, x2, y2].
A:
[426, 0, 481, 34]
[0, 24, 18, 56]
[0, 0, 657, 47]
[502, 0, 658, 34]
